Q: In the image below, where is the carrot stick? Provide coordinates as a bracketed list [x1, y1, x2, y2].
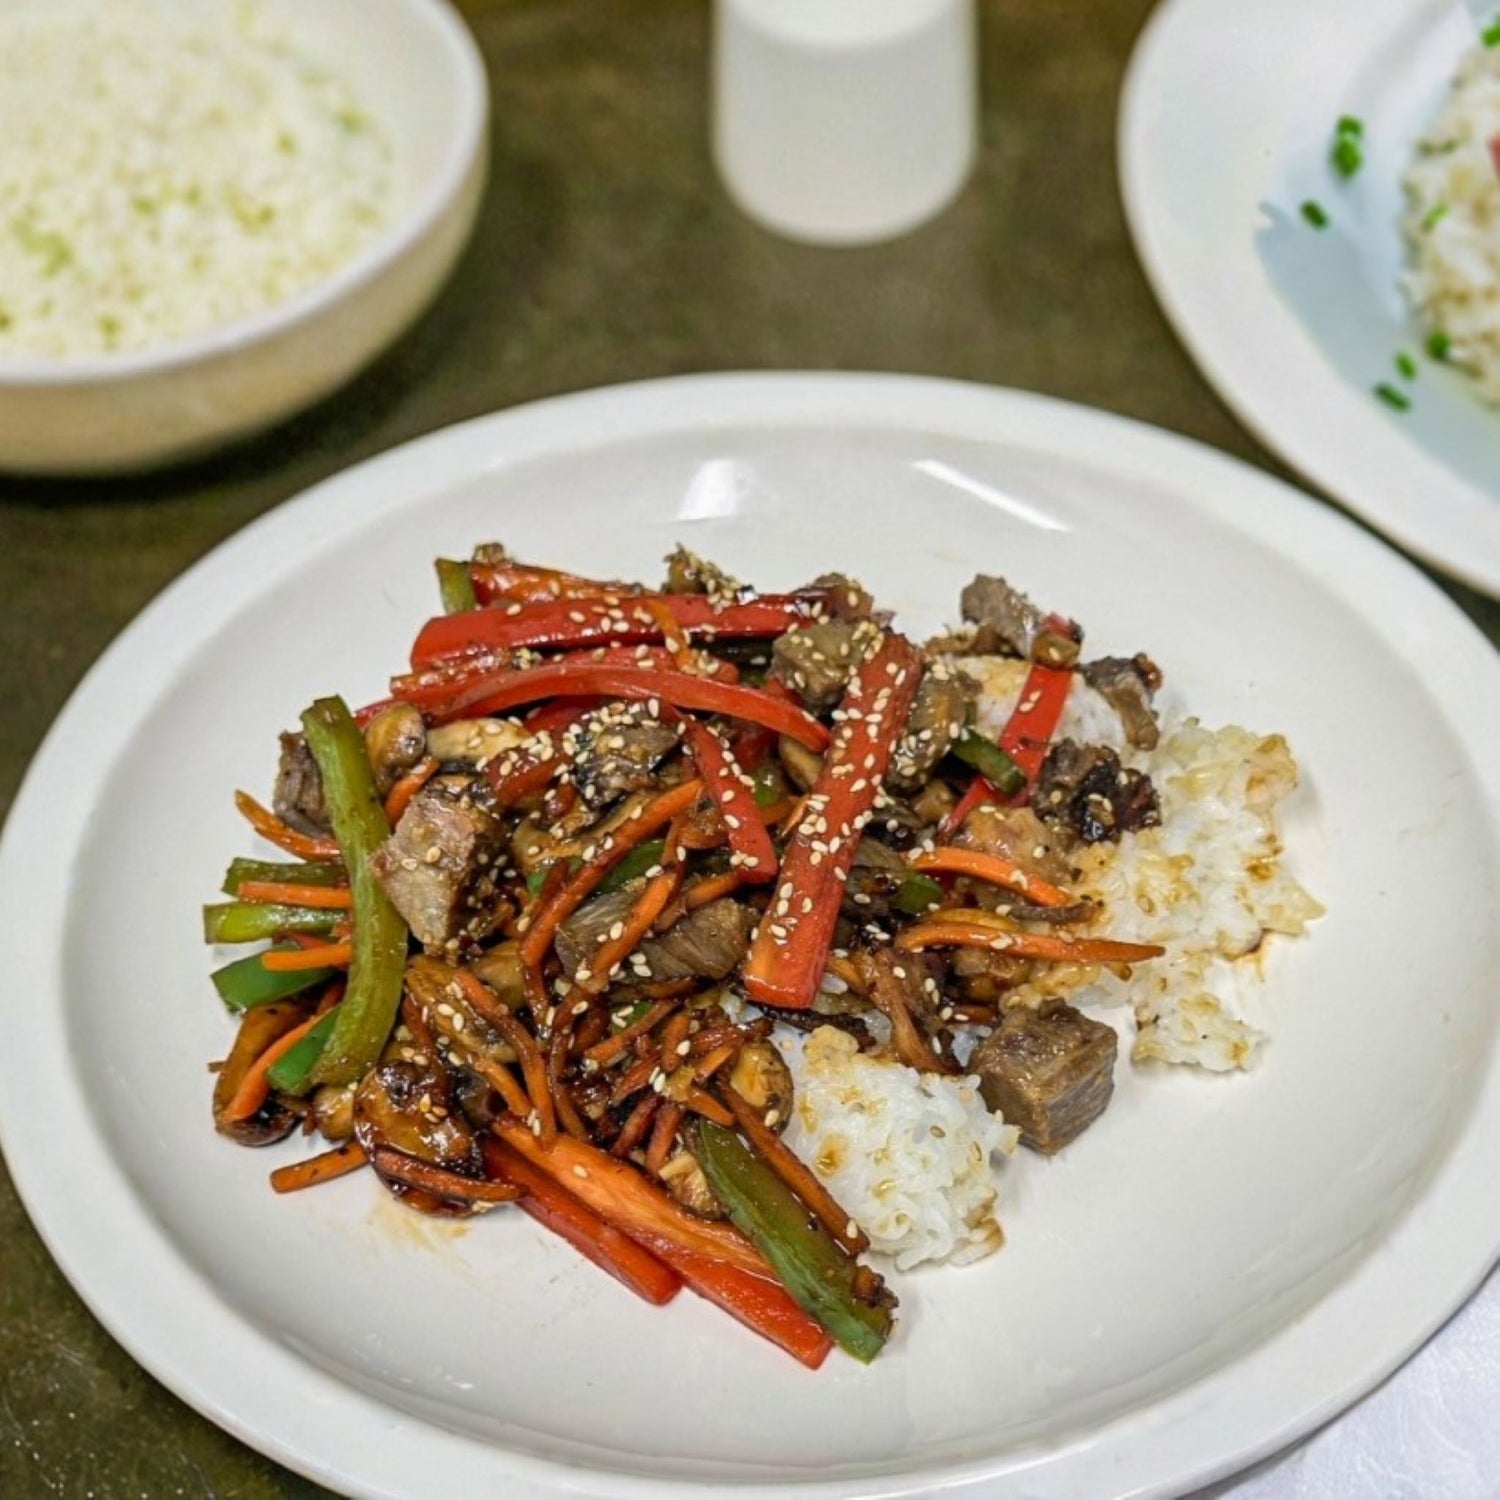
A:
[453, 970, 556, 1145]
[721, 1083, 868, 1254]
[680, 1086, 735, 1127]
[237, 881, 353, 910]
[895, 920, 1165, 964]
[519, 779, 704, 977]
[908, 846, 1074, 909]
[645, 1100, 685, 1176]
[261, 941, 353, 972]
[610, 1093, 662, 1158]
[383, 756, 439, 825]
[234, 790, 341, 860]
[223, 1006, 329, 1123]
[270, 1140, 368, 1194]
[577, 864, 684, 993]
[369, 1146, 522, 1205]
[583, 998, 678, 1067]
[683, 870, 745, 910]
[691, 1041, 740, 1082]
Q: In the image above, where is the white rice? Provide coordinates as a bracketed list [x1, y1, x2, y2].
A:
[0, 0, 394, 359]
[1403, 41, 1500, 402]
[779, 1026, 1018, 1271]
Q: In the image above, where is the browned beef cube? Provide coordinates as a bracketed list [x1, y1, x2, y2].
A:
[370, 778, 507, 949]
[971, 1004, 1117, 1153]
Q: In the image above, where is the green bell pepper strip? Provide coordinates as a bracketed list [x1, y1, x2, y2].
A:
[598, 839, 667, 894]
[950, 728, 1026, 798]
[220, 857, 347, 897]
[300, 696, 410, 1087]
[202, 902, 340, 944]
[690, 1120, 891, 1363]
[211, 949, 338, 1011]
[266, 1006, 342, 1095]
[892, 871, 945, 917]
[434, 558, 478, 615]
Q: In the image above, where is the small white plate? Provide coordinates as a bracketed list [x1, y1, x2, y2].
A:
[3, 374, 1499, 1499]
[1120, 0, 1500, 597]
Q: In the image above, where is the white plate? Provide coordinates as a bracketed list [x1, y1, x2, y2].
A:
[1120, 0, 1500, 598]
[3, 374, 1500, 1500]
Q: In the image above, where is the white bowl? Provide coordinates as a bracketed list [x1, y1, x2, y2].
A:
[0, 0, 488, 477]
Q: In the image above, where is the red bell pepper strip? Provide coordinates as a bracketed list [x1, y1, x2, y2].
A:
[998, 660, 1073, 781]
[490, 1121, 831, 1367]
[392, 646, 738, 719]
[481, 1137, 681, 1306]
[433, 661, 831, 750]
[938, 774, 998, 839]
[411, 591, 830, 668]
[741, 632, 923, 1009]
[679, 718, 778, 883]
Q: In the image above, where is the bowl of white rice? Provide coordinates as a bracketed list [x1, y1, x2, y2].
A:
[0, 0, 487, 475]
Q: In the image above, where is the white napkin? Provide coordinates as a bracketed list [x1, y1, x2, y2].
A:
[1209, 1265, 1500, 1498]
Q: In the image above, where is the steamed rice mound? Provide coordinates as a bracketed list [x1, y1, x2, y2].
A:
[780, 1027, 1018, 1271]
[1403, 41, 1500, 404]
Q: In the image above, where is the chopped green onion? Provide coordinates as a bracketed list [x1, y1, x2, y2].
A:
[1331, 134, 1363, 178]
[893, 872, 945, 918]
[1427, 331, 1452, 361]
[950, 728, 1026, 798]
[1396, 350, 1419, 381]
[1422, 203, 1450, 232]
[1484, 20, 1500, 46]
[1301, 200, 1330, 229]
[751, 762, 784, 809]
[1374, 383, 1412, 412]
[1336, 115, 1365, 139]
[598, 840, 667, 894]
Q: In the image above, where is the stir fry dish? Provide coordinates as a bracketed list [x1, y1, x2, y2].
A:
[203, 544, 1321, 1367]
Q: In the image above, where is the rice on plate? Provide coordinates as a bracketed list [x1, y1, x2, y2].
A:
[1403, 38, 1500, 403]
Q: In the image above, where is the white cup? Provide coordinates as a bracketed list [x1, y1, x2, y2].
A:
[712, 0, 978, 246]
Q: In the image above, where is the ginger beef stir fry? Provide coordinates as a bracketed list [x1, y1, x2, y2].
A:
[203, 544, 1169, 1366]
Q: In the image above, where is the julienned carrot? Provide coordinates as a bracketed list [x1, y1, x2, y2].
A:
[908, 846, 1074, 909]
[490, 1119, 831, 1367]
[480, 1137, 681, 1307]
[645, 1100, 684, 1176]
[610, 1093, 662, 1159]
[383, 756, 439, 825]
[491, 1116, 770, 1278]
[269, 1140, 368, 1194]
[683, 870, 745, 911]
[453, 970, 556, 1145]
[262, 941, 353, 972]
[237, 881, 353, 910]
[721, 1084, 868, 1255]
[680, 1087, 735, 1127]
[520, 779, 705, 975]
[577, 865, 684, 993]
[369, 1146, 522, 1205]
[643, 596, 693, 667]
[583, 998, 680, 1067]
[895, 919, 1164, 965]
[234, 790, 341, 860]
[224, 1003, 331, 1122]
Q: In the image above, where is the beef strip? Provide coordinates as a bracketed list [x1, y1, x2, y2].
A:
[960, 575, 1082, 666]
[272, 732, 329, 834]
[370, 776, 510, 949]
[953, 803, 1075, 887]
[769, 619, 866, 712]
[1034, 740, 1160, 845]
[554, 889, 754, 983]
[1080, 654, 1163, 751]
[564, 702, 679, 810]
[887, 661, 975, 791]
[971, 1003, 1117, 1153]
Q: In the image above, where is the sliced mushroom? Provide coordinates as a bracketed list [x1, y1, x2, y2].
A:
[363, 702, 427, 797]
[727, 1042, 794, 1131]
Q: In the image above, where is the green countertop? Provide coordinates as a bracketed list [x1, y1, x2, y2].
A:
[2, 2, 1497, 1496]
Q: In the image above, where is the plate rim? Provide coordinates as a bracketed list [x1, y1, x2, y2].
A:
[1117, 0, 1500, 600]
[3, 371, 1500, 1499]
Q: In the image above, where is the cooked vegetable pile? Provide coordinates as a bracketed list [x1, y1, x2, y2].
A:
[205, 544, 1181, 1367]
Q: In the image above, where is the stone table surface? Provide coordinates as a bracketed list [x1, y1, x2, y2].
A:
[1, 2, 1497, 1497]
